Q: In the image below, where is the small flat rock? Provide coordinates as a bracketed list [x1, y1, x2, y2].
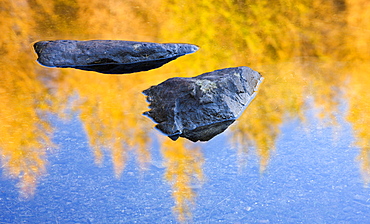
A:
[143, 66, 263, 142]
[33, 40, 199, 74]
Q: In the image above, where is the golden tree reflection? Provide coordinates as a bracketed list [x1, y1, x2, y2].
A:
[344, 0, 370, 184]
[158, 0, 349, 173]
[231, 62, 306, 172]
[0, 0, 54, 198]
[0, 0, 370, 221]
[346, 63, 370, 184]
[0, 75, 52, 197]
[162, 138, 204, 222]
[54, 70, 153, 176]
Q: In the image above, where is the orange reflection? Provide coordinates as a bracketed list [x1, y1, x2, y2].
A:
[0, 0, 54, 198]
[0, 0, 369, 222]
[162, 138, 204, 222]
[346, 63, 370, 184]
[231, 62, 305, 172]
[345, 0, 370, 183]
[158, 0, 348, 174]
[54, 71, 153, 176]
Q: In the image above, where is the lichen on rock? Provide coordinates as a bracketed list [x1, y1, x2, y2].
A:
[195, 79, 217, 93]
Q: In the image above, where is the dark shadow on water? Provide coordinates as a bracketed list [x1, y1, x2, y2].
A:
[62, 56, 181, 74]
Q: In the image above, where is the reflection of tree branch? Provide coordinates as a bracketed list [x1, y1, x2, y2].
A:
[56, 73, 153, 178]
[346, 63, 370, 185]
[162, 138, 204, 222]
[0, 59, 53, 198]
[230, 63, 305, 172]
[357, 148, 370, 185]
[230, 60, 350, 173]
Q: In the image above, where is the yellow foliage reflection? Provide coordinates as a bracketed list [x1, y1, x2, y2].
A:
[0, 0, 53, 198]
[346, 63, 370, 184]
[232, 59, 351, 171]
[0, 0, 370, 222]
[55, 71, 153, 176]
[232, 62, 305, 172]
[344, 0, 370, 183]
[162, 138, 204, 222]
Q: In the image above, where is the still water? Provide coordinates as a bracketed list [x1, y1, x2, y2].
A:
[1, 0, 370, 223]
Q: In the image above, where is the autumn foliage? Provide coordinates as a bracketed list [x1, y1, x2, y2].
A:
[0, 0, 369, 221]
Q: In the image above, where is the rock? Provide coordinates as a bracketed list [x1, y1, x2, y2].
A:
[143, 66, 263, 142]
[33, 40, 199, 74]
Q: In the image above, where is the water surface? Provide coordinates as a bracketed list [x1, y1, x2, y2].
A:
[1, 0, 370, 223]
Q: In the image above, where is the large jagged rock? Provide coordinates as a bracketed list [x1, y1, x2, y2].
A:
[33, 40, 199, 74]
[143, 66, 263, 142]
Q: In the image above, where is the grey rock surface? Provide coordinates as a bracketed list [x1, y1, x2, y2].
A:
[33, 40, 199, 74]
[143, 66, 263, 142]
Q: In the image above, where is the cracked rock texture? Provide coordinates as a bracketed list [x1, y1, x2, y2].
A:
[143, 66, 263, 142]
[33, 40, 199, 74]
